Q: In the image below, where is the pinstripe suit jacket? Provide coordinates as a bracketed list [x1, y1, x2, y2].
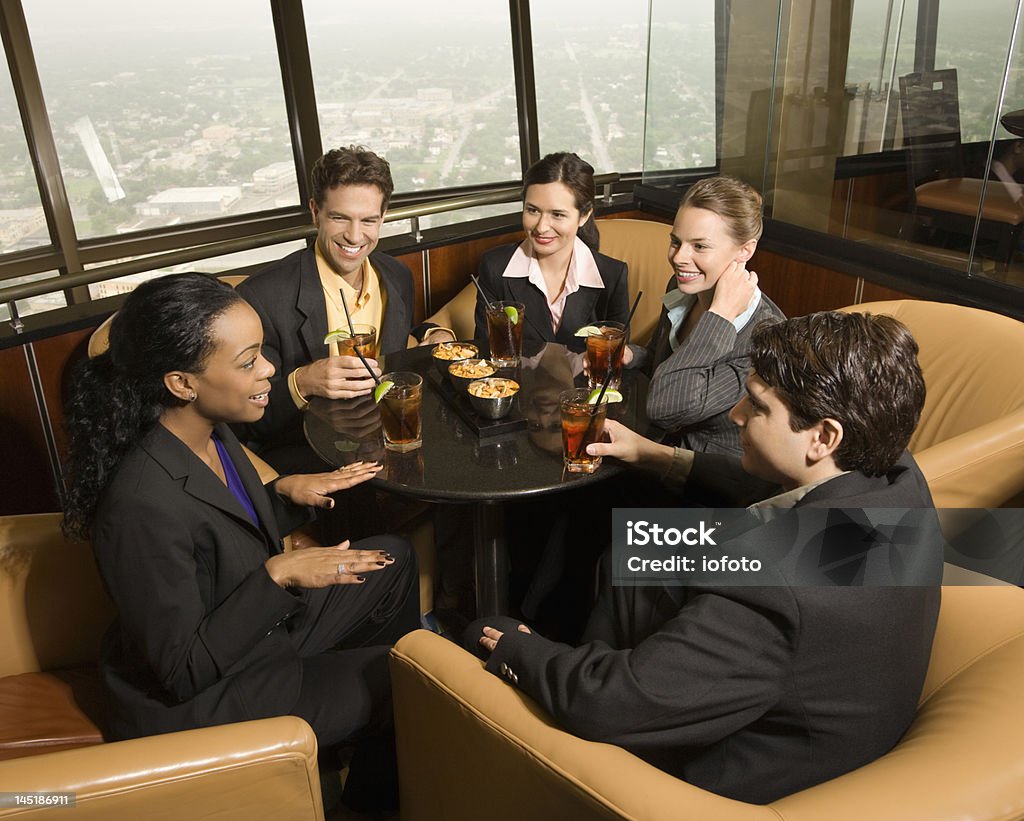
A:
[644, 277, 784, 455]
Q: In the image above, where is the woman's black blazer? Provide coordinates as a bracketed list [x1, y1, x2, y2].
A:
[92, 422, 311, 740]
[472, 242, 630, 352]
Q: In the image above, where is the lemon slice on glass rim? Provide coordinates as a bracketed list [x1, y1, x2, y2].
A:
[587, 388, 623, 404]
[574, 325, 603, 337]
[503, 305, 519, 324]
[373, 380, 395, 404]
[324, 328, 353, 344]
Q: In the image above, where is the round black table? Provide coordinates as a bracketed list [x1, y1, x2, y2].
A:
[305, 341, 652, 616]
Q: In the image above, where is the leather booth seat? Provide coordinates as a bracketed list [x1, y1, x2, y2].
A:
[389, 584, 1024, 821]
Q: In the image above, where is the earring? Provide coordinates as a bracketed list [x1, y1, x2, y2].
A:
[187, 390, 197, 402]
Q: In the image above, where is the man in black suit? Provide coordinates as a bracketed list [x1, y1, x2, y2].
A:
[237, 145, 452, 473]
[470, 311, 944, 804]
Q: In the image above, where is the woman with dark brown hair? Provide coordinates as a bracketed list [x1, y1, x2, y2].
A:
[473, 151, 629, 351]
[63, 273, 418, 810]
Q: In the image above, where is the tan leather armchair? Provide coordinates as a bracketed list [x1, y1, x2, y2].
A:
[596, 218, 673, 347]
[0, 512, 324, 819]
[837, 300, 1024, 508]
[389, 584, 1024, 821]
[0, 717, 323, 820]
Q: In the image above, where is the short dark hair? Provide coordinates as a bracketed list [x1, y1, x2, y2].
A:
[750, 311, 925, 476]
[523, 151, 600, 251]
[310, 145, 394, 210]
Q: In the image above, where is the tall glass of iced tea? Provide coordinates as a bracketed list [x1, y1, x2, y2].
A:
[560, 388, 607, 474]
[379, 371, 423, 452]
[486, 301, 525, 367]
[333, 324, 378, 359]
[585, 321, 626, 390]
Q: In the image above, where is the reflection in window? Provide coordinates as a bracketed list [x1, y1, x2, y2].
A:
[843, 0, 919, 155]
[936, 0, 1018, 145]
[304, 1, 520, 193]
[23, 0, 299, 241]
[532, 0, 650, 173]
[0, 41, 49, 256]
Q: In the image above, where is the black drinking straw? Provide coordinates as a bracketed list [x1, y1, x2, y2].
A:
[338, 288, 357, 336]
[573, 290, 644, 458]
[471, 275, 516, 359]
[337, 289, 409, 440]
[470, 275, 494, 311]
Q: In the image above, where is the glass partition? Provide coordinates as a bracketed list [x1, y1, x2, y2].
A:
[641, 0, 1024, 294]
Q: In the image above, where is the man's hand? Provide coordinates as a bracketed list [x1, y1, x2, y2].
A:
[295, 355, 381, 400]
[275, 462, 383, 508]
[708, 261, 758, 323]
[586, 419, 674, 473]
[478, 623, 531, 656]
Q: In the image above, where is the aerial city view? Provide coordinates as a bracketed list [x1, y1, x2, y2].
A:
[0, 0, 1019, 316]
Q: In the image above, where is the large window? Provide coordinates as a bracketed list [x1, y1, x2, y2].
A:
[0, 39, 48, 256]
[305, 0, 520, 193]
[22, 0, 299, 240]
[531, 0, 651, 174]
[643, 0, 717, 172]
[635, 0, 1024, 295]
[936, 0, 1018, 145]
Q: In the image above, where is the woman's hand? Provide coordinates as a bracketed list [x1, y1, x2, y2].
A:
[265, 541, 394, 588]
[274, 462, 383, 509]
[709, 261, 758, 323]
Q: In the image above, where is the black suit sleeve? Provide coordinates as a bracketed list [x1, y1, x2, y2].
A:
[486, 588, 794, 750]
[94, 493, 304, 702]
[601, 259, 630, 326]
[236, 280, 303, 441]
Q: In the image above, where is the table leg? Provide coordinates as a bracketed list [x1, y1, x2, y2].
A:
[472, 501, 508, 617]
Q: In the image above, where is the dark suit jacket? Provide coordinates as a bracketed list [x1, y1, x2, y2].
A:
[236, 247, 418, 444]
[486, 452, 942, 804]
[472, 242, 630, 353]
[643, 276, 785, 455]
[93, 423, 312, 740]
